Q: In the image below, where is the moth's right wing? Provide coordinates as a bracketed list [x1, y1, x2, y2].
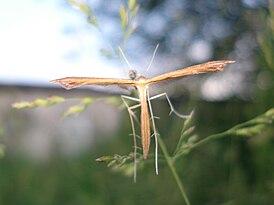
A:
[148, 60, 235, 84]
[51, 77, 136, 90]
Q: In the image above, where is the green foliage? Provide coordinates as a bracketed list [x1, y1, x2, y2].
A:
[189, 108, 274, 151]
[67, 0, 139, 57]
[173, 111, 196, 157]
[120, 5, 127, 29]
[95, 108, 274, 204]
[96, 153, 139, 177]
[68, 0, 98, 28]
[99, 48, 113, 58]
[13, 96, 122, 117]
[120, 0, 139, 41]
[12, 96, 65, 109]
[63, 97, 94, 117]
[0, 128, 4, 158]
[257, 1, 274, 71]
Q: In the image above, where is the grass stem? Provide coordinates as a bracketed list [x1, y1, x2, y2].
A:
[158, 136, 191, 205]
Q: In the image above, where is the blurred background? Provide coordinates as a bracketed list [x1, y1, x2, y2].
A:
[0, 0, 273, 204]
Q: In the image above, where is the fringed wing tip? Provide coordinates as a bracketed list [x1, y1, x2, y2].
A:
[214, 60, 235, 71]
[223, 60, 236, 65]
[50, 78, 74, 90]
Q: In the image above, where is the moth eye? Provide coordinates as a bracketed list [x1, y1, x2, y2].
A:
[129, 70, 137, 80]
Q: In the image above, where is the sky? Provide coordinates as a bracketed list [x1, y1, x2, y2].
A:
[0, 0, 243, 101]
[0, 0, 125, 87]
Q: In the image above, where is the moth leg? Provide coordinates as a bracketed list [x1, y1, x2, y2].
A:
[121, 95, 140, 123]
[121, 95, 140, 102]
[146, 88, 159, 175]
[150, 93, 190, 119]
[121, 95, 141, 182]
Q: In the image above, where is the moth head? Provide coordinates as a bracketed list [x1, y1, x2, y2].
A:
[129, 70, 138, 80]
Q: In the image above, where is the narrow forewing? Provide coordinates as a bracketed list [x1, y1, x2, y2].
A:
[51, 77, 136, 90]
[148, 60, 235, 84]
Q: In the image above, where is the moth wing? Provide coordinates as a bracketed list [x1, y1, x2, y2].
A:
[51, 77, 136, 90]
[148, 60, 235, 84]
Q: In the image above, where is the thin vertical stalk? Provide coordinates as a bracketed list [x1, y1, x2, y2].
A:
[158, 136, 191, 205]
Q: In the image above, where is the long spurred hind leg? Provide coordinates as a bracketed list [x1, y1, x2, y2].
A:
[121, 95, 141, 182]
[146, 88, 159, 175]
[146, 91, 192, 175]
[150, 93, 190, 119]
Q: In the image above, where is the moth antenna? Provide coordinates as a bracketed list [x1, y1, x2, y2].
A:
[145, 44, 159, 73]
[118, 46, 134, 71]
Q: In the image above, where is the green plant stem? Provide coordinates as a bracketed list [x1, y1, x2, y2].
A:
[158, 136, 191, 205]
[189, 110, 273, 152]
[189, 130, 233, 151]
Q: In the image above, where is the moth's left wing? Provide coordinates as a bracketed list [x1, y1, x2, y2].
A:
[148, 60, 235, 84]
[51, 77, 136, 90]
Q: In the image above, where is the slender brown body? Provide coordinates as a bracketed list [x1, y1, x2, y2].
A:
[51, 60, 235, 159]
[135, 78, 151, 159]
